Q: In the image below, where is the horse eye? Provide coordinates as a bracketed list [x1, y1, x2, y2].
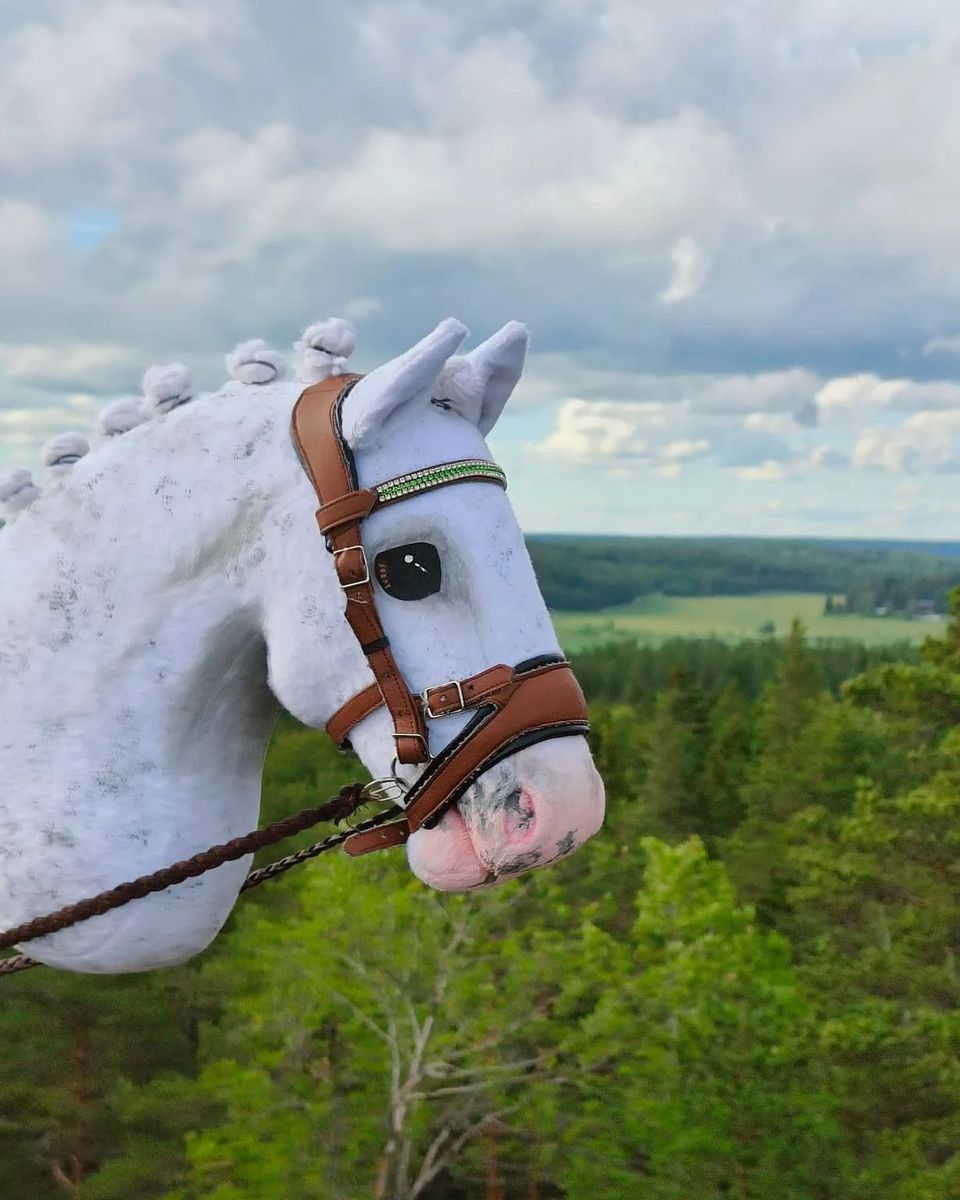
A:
[374, 542, 442, 601]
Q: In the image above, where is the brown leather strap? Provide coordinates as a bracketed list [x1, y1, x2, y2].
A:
[327, 663, 517, 747]
[421, 664, 515, 718]
[341, 822, 411, 855]
[292, 376, 430, 764]
[343, 662, 588, 856]
[326, 682, 382, 748]
[315, 490, 377, 537]
[405, 661, 586, 833]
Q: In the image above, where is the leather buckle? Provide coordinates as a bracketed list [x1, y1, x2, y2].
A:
[333, 544, 370, 589]
[422, 679, 465, 719]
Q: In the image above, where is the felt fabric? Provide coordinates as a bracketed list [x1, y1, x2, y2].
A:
[226, 339, 286, 385]
[295, 317, 357, 383]
[142, 363, 195, 415]
[0, 467, 39, 519]
[0, 319, 603, 974]
[96, 398, 149, 439]
[41, 432, 90, 470]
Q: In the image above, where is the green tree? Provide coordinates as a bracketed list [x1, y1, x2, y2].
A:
[541, 839, 844, 1199]
[0, 967, 203, 1200]
[638, 668, 708, 840]
[786, 778, 960, 1198]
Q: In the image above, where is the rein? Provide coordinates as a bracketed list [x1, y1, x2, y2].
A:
[0, 373, 589, 977]
[1, 788, 403, 975]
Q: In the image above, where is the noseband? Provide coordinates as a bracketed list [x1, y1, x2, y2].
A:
[291, 374, 590, 856]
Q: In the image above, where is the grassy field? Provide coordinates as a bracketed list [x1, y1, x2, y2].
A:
[552, 592, 940, 651]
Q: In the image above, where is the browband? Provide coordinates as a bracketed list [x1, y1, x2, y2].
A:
[291, 374, 590, 855]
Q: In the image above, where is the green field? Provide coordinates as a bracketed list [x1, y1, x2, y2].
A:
[552, 592, 941, 650]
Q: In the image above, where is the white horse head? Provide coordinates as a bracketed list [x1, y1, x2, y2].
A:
[0, 318, 604, 974]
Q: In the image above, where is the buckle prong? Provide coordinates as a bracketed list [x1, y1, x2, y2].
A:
[422, 678, 465, 719]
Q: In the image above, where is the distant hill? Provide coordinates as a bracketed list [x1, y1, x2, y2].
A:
[524, 534, 960, 614]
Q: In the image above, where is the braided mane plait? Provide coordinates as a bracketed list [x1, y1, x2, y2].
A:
[1, 314, 483, 533]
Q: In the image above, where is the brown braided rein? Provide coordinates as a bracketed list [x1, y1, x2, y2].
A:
[0, 785, 402, 978]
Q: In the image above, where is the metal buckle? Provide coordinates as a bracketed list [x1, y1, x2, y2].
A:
[360, 775, 409, 807]
[333, 544, 370, 589]
[421, 679, 465, 719]
[393, 731, 431, 759]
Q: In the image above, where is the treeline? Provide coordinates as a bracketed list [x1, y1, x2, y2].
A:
[527, 534, 960, 615]
[6, 617, 960, 1196]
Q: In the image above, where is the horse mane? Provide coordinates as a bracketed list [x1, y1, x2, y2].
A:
[0, 318, 362, 529]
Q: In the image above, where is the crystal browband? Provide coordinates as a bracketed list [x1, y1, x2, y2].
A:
[374, 459, 507, 508]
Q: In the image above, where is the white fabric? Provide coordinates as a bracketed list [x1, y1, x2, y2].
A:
[96, 398, 149, 439]
[226, 339, 286, 385]
[295, 317, 356, 384]
[0, 467, 39, 519]
[41, 432, 90, 470]
[0, 319, 603, 974]
[142, 363, 195, 415]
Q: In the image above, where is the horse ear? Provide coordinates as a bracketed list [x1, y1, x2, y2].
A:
[463, 322, 529, 435]
[341, 318, 468, 450]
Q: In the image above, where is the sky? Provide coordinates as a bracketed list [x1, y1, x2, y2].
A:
[4, 0, 960, 538]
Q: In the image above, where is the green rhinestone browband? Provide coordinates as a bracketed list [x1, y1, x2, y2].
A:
[373, 459, 507, 508]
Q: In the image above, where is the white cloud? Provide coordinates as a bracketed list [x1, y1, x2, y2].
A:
[662, 437, 710, 460]
[735, 461, 787, 482]
[923, 334, 960, 357]
[816, 374, 960, 417]
[659, 236, 711, 304]
[851, 410, 960, 473]
[0, 342, 141, 391]
[537, 398, 656, 462]
[0, 1, 241, 170]
[7, 2, 960, 536]
[0, 395, 100, 454]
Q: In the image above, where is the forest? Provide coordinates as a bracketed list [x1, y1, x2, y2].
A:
[4, 605, 960, 1198]
[527, 535, 960, 616]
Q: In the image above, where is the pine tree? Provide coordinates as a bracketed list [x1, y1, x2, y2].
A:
[539, 839, 845, 1199]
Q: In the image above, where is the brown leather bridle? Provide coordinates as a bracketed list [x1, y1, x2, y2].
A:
[291, 374, 591, 856]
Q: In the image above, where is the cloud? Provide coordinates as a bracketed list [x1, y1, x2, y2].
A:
[735, 461, 787, 483]
[815, 374, 960, 418]
[660, 236, 710, 304]
[662, 437, 710, 460]
[923, 334, 960, 357]
[0, 342, 142, 392]
[0, 0, 242, 170]
[851, 410, 960, 473]
[6, 2, 960, 534]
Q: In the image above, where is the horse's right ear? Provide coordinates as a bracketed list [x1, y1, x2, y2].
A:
[341, 318, 468, 450]
[463, 321, 528, 436]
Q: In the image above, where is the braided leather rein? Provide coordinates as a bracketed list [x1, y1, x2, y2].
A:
[0, 786, 401, 977]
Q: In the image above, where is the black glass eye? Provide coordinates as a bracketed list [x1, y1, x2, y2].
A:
[374, 542, 442, 601]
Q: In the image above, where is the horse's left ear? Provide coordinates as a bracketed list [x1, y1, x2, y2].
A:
[459, 322, 529, 435]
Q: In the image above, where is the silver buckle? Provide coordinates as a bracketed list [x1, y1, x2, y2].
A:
[421, 678, 465, 719]
[360, 775, 409, 807]
[333, 544, 370, 589]
[393, 731, 431, 758]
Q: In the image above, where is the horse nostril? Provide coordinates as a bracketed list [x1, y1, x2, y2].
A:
[501, 786, 536, 844]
